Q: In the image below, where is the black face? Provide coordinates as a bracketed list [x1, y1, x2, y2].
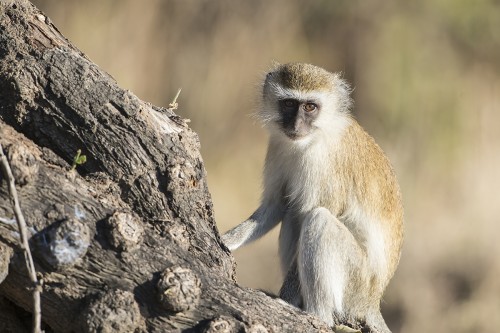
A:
[278, 99, 320, 140]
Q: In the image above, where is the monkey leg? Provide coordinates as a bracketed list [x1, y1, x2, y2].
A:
[279, 260, 302, 307]
[278, 211, 303, 307]
[297, 207, 368, 327]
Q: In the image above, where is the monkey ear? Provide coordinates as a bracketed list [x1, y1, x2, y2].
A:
[269, 60, 281, 70]
[333, 75, 354, 113]
[260, 61, 281, 84]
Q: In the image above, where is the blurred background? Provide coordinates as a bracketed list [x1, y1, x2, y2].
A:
[31, 1, 500, 332]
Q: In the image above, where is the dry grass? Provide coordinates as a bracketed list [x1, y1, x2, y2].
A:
[32, 1, 500, 332]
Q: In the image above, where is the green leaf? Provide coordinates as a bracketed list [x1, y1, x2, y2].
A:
[76, 154, 86, 164]
[70, 149, 87, 171]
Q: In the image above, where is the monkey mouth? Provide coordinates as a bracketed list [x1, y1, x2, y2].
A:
[284, 131, 308, 141]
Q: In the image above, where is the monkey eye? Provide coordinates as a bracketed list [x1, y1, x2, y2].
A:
[283, 99, 298, 108]
[304, 103, 318, 112]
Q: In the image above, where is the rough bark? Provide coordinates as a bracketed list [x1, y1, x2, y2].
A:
[0, 0, 335, 332]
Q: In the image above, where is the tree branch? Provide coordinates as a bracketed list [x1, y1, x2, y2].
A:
[0, 0, 336, 332]
[0, 143, 42, 333]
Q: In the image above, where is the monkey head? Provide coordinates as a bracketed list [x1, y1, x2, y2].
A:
[260, 63, 352, 144]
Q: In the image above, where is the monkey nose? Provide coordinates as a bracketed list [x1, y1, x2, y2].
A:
[294, 117, 307, 133]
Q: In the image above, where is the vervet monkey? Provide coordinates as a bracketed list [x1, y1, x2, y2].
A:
[222, 63, 403, 333]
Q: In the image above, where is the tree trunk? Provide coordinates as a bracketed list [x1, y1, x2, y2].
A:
[0, 0, 334, 332]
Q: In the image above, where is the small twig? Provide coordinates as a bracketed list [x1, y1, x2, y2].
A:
[0, 143, 42, 333]
[168, 88, 182, 110]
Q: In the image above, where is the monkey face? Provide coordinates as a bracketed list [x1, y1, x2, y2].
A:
[278, 98, 320, 140]
[260, 63, 353, 144]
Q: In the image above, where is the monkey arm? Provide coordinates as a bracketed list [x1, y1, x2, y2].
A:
[221, 201, 284, 251]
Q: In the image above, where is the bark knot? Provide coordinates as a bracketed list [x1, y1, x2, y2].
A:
[81, 289, 143, 333]
[156, 265, 201, 312]
[106, 210, 144, 251]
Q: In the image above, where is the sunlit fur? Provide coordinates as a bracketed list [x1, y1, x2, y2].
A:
[222, 63, 403, 333]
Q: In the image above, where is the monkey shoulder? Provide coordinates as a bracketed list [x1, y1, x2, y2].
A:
[339, 121, 403, 220]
